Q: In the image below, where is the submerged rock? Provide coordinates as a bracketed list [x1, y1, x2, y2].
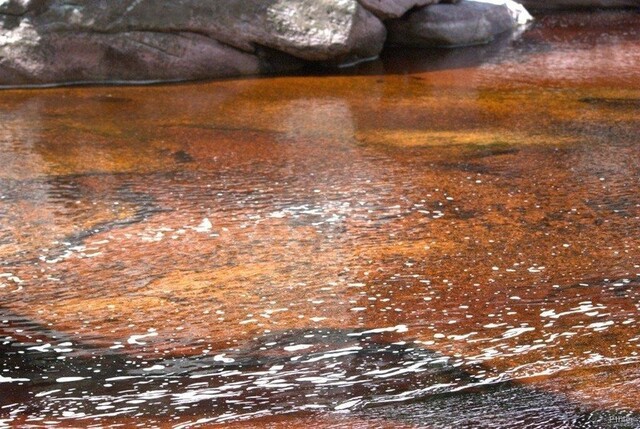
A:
[3, 317, 638, 427]
[386, 0, 529, 47]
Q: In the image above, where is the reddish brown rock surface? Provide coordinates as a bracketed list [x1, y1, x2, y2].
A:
[1, 9, 639, 428]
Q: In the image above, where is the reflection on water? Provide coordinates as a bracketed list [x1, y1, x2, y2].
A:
[1, 10, 640, 428]
[2, 316, 639, 428]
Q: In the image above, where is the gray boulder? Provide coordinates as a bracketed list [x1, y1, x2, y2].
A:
[0, 0, 46, 16]
[26, 0, 385, 62]
[386, 0, 521, 47]
[0, 22, 305, 86]
[359, 0, 440, 19]
[0, 0, 386, 86]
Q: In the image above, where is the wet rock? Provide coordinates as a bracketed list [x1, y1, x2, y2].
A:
[0, 0, 46, 16]
[386, 0, 526, 47]
[0, 0, 385, 86]
[0, 322, 474, 420]
[520, 0, 640, 9]
[362, 385, 640, 429]
[0, 29, 298, 86]
[358, 0, 439, 19]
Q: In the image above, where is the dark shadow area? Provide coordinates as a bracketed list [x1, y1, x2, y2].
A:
[2, 314, 639, 426]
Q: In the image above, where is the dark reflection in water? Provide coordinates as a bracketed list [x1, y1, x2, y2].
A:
[1, 9, 640, 428]
[3, 313, 639, 428]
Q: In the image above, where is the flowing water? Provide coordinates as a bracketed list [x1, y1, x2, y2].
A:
[1, 10, 640, 429]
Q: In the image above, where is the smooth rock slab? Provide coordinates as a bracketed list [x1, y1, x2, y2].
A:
[386, 0, 521, 47]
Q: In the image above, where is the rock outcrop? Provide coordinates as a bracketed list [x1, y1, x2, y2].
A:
[386, 1, 528, 47]
[0, 25, 305, 86]
[0, 0, 386, 86]
[11, 0, 637, 86]
[0, 0, 637, 87]
[359, 0, 440, 19]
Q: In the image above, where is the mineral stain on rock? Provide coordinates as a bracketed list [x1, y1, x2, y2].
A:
[1, 8, 640, 429]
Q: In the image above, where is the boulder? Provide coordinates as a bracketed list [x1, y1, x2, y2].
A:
[0, 0, 386, 86]
[31, 0, 386, 62]
[0, 26, 302, 86]
[358, 0, 440, 19]
[0, 0, 46, 16]
[386, 0, 526, 47]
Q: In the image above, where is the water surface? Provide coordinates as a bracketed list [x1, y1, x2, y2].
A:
[1, 10, 640, 428]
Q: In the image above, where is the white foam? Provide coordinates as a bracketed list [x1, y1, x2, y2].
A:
[335, 398, 362, 411]
[348, 325, 408, 336]
[56, 376, 86, 383]
[194, 218, 213, 232]
[127, 330, 158, 345]
[283, 344, 313, 352]
[0, 375, 30, 383]
[142, 364, 166, 372]
[502, 326, 535, 338]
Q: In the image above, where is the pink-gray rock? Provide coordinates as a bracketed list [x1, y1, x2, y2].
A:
[386, 0, 520, 47]
[30, 0, 386, 62]
[358, 0, 440, 19]
[0, 0, 386, 86]
[0, 30, 302, 87]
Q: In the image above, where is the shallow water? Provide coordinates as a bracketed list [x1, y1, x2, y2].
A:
[1, 10, 640, 428]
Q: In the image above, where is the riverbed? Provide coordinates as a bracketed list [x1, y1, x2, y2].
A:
[1, 10, 639, 428]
